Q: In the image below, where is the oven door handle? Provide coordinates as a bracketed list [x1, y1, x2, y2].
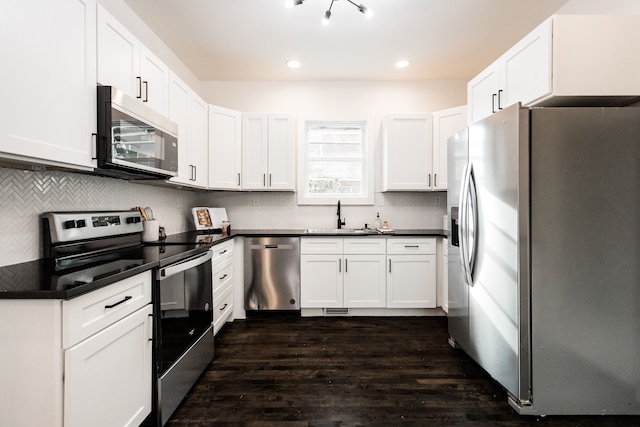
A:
[159, 250, 212, 279]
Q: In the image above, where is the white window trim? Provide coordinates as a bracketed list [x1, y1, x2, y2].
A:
[297, 117, 374, 206]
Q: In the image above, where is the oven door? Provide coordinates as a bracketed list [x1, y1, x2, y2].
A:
[156, 250, 213, 374]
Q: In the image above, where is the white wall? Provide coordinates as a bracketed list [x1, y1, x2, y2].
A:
[198, 80, 465, 230]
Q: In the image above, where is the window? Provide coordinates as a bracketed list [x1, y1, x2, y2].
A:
[298, 120, 374, 205]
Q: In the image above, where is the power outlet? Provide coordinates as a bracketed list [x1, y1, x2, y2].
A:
[253, 196, 259, 206]
[176, 197, 182, 209]
[435, 196, 441, 206]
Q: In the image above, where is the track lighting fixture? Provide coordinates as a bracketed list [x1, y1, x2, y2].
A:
[286, 0, 372, 25]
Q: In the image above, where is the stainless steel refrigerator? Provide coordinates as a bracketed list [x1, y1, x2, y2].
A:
[447, 103, 640, 415]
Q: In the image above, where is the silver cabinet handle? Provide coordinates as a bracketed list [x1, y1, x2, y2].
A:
[388, 259, 391, 273]
[136, 76, 142, 99]
[345, 258, 348, 273]
[220, 303, 228, 311]
[237, 173, 241, 186]
[434, 173, 437, 187]
[142, 80, 148, 102]
[492, 93, 497, 113]
[219, 274, 228, 280]
[498, 89, 503, 110]
[338, 259, 341, 273]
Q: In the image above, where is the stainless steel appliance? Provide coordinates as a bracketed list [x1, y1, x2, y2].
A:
[244, 237, 300, 312]
[97, 85, 178, 180]
[154, 249, 213, 426]
[447, 103, 640, 415]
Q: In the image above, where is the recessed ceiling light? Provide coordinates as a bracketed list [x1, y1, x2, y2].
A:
[395, 60, 411, 69]
[286, 59, 302, 69]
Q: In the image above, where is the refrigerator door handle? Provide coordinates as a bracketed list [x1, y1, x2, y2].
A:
[459, 163, 478, 287]
[459, 163, 471, 286]
[467, 165, 478, 283]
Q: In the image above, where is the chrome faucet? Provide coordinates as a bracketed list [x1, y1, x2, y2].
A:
[337, 200, 346, 229]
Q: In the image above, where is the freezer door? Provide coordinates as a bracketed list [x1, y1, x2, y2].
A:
[466, 103, 531, 402]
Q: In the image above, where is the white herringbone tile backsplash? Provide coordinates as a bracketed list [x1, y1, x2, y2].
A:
[0, 167, 198, 267]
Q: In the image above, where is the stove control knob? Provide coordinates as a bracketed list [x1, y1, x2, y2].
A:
[64, 220, 77, 229]
[127, 216, 141, 224]
[76, 219, 87, 228]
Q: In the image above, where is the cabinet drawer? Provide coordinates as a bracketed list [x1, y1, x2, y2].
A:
[213, 284, 233, 335]
[343, 238, 386, 254]
[211, 239, 233, 263]
[386, 238, 436, 255]
[213, 256, 234, 295]
[301, 237, 343, 254]
[63, 271, 152, 348]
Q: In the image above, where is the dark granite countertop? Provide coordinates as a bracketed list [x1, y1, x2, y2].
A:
[0, 228, 446, 300]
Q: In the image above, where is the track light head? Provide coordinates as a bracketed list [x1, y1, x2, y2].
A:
[322, 10, 332, 26]
[358, 4, 372, 18]
[285, 0, 304, 8]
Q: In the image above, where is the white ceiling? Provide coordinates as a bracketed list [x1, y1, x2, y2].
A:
[123, 0, 569, 82]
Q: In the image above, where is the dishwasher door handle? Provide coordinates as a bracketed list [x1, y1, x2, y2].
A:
[250, 244, 295, 250]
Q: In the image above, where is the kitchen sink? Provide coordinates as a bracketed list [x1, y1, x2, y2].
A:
[305, 228, 379, 235]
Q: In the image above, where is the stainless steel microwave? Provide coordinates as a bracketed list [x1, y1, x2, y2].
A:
[96, 86, 178, 180]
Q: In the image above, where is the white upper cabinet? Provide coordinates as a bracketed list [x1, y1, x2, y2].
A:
[168, 72, 207, 188]
[0, 0, 97, 170]
[189, 94, 209, 187]
[209, 105, 242, 190]
[382, 113, 434, 191]
[97, 5, 169, 116]
[468, 15, 640, 124]
[432, 106, 467, 191]
[242, 113, 295, 191]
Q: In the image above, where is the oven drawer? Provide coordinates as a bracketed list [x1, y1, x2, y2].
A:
[213, 283, 233, 335]
[63, 271, 152, 348]
[213, 256, 233, 295]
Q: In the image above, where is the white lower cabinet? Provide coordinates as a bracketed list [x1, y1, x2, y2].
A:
[212, 239, 234, 335]
[386, 238, 436, 308]
[64, 304, 152, 427]
[301, 238, 386, 308]
[0, 271, 153, 427]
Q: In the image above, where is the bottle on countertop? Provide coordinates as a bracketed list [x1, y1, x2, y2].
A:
[374, 212, 381, 229]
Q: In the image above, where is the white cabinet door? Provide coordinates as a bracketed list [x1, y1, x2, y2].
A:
[1, 0, 96, 170]
[168, 72, 191, 184]
[300, 254, 343, 308]
[501, 19, 552, 110]
[168, 72, 208, 188]
[97, 4, 139, 98]
[267, 114, 296, 190]
[432, 106, 467, 191]
[209, 105, 242, 190]
[64, 304, 152, 427]
[382, 114, 433, 191]
[344, 254, 386, 308]
[467, 60, 500, 124]
[189, 94, 209, 187]
[139, 44, 170, 116]
[387, 254, 436, 308]
[241, 113, 269, 190]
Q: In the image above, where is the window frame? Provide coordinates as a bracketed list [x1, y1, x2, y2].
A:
[297, 118, 374, 206]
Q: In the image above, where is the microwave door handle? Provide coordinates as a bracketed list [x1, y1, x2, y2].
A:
[159, 251, 212, 279]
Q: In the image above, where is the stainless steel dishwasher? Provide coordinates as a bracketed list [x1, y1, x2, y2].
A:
[244, 237, 300, 312]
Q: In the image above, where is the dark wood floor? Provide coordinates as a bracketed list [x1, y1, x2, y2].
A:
[167, 316, 640, 427]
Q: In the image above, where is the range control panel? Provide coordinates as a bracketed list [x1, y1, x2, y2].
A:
[43, 211, 143, 244]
